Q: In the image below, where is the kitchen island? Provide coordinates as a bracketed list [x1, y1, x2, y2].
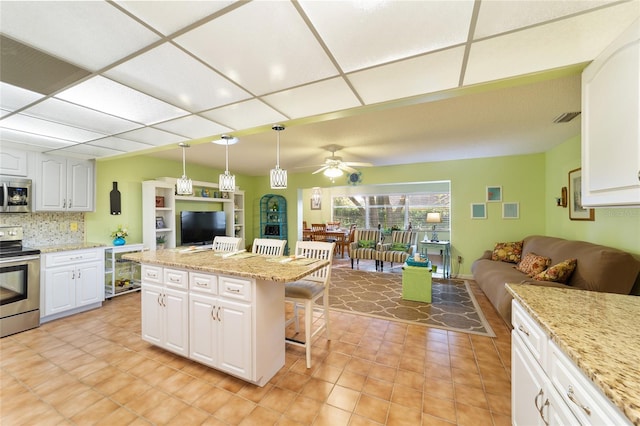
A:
[123, 249, 329, 386]
[507, 284, 639, 425]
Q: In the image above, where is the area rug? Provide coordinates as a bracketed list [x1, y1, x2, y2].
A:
[327, 268, 496, 337]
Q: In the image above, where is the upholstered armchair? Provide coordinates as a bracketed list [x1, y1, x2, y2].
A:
[377, 230, 418, 270]
[349, 228, 382, 269]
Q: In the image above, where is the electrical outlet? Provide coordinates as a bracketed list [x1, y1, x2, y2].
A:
[70, 222, 78, 232]
[457, 255, 463, 263]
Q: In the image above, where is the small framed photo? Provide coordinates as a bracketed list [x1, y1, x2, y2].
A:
[155, 196, 165, 207]
[471, 203, 486, 219]
[310, 197, 321, 210]
[568, 168, 595, 221]
[486, 186, 502, 202]
[502, 202, 520, 219]
[155, 216, 166, 229]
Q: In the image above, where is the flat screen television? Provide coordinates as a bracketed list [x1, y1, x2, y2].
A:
[180, 211, 226, 246]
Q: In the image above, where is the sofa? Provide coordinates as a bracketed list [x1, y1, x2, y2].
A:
[472, 235, 640, 326]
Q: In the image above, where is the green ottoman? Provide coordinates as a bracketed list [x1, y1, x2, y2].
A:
[401, 264, 432, 302]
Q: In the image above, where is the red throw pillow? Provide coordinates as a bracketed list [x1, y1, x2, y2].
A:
[516, 252, 551, 277]
[533, 258, 577, 283]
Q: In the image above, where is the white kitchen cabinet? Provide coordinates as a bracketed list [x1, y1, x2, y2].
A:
[582, 19, 640, 207]
[35, 154, 95, 211]
[512, 300, 631, 425]
[140, 265, 189, 357]
[41, 248, 104, 323]
[0, 148, 30, 177]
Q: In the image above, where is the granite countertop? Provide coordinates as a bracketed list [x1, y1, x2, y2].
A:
[35, 242, 107, 253]
[506, 284, 640, 425]
[123, 249, 330, 283]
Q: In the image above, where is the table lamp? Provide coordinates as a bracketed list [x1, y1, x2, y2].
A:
[426, 212, 441, 242]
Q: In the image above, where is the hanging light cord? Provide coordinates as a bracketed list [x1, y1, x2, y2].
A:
[275, 129, 281, 168]
[224, 138, 230, 174]
[181, 145, 187, 178]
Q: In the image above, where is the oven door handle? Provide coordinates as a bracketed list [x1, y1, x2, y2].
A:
[0, 255, 41, 264]
[2, 183, 7, 212]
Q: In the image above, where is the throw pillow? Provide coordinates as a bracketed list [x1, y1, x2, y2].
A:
[390, 242, 410, 252]
[533, 258, 577, 283]
[491, 241, 524, 264]
[516, 252, 551, 277]
[358, 239, 374, 249]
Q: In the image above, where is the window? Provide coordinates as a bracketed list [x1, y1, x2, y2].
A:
[332, 188, 450, 233]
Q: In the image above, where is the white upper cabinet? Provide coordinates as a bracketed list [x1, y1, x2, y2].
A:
[0, 148, 30, 177]
[582, 19, 640, 207]
[35, 153, 95, 211]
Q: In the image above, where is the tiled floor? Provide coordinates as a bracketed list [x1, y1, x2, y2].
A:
[0, 259, 512, 425]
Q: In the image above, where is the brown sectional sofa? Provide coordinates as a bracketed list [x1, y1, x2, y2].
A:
[472, 235, 640, 326]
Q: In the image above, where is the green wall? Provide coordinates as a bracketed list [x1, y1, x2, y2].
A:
[88, 139, 637, 276]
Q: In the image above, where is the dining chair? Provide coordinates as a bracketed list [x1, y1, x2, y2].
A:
[251, 238, 286, 256]
[284, 240, 335, 368]
[310, 223, 327, 242]
[339, 224, 357, 258]
[212, 236, 242, 252]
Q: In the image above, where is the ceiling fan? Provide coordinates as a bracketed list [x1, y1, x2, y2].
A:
[310, 145, 373, 178]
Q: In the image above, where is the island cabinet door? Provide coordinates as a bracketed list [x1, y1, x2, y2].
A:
[163, 287, 189, 357]
[189, 293, 218, 368]
[218, 298, 252, 380]
[141, 283, 163, 346]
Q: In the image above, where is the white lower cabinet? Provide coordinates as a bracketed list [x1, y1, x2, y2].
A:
[41, 248, 104, 322]
[141, 265, 281, 386]
[512, 300, 631, 426]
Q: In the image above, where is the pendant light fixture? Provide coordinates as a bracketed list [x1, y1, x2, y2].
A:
[176, 142, 193, 195]
[270, 124, 287, 189]
[218, 134, 236, 192]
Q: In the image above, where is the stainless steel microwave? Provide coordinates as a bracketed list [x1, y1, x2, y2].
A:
[0, 177, 32, 213]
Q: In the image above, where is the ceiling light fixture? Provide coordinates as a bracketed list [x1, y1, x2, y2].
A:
[218, 134, 235, 192]
[270, 124, 287, 189]
[323, 167, 343, 178]
[176, 142, 193, 195]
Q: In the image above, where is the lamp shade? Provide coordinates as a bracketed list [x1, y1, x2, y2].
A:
[323, 167, 343, 178]
[426, 212, 442, 223]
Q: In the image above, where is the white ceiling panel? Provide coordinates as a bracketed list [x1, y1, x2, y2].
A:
[0, 1, 160, 72]
[55, 143, 123, 159]
[105, 43, 251, 113]
[1, 114, 105, 143]
[153, 115, 231, 139]
[262, 78, 361, 119]
[117, 127, 187, 146]
[0, 127, 76, 150]
[465, 3, 640, 85]
[87, 136, 154, 153]
[201, 99, 288, 131]
[348, 47, 465, 105]
[55, 76, 189, 125]
[114, 0, 233, 36]
[175, 1, 338, 95]
[21, 98, 142, 135]
[474, 0, 614, 39]
[299, 0, 474, 73]
[0, 82, 45, 112]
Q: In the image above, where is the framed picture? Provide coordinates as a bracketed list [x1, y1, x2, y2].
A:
[486, 186, 502, 202]
[310, 197, 321, 210]
[502, 202, 520, 219]
[569, 168, 595, 221]
[471, 203, 486, 219]
[155, 216, 166, 229]
[155, 196, 164, 207]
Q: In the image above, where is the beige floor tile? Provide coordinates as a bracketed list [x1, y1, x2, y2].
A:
[354, 393, 390, 424]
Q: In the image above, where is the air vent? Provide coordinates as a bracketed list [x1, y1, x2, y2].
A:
[553, 112, 581, 123]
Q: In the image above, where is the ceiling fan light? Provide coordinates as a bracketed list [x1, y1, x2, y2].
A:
[324, 167, 343, 178]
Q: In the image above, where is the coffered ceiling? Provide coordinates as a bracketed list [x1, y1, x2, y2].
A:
[1, 1, 638, 176]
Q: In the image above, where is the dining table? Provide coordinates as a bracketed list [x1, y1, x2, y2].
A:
[302, 228, 350, 258]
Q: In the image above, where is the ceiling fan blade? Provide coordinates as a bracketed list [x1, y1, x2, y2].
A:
[343, 161, 373, 167]
[340, 164, 358, 174]
[312, 165, 331, 174]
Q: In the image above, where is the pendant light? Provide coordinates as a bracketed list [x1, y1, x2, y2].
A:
[270, 124, 287, 189]
[176, 142, 193, 195]
[218, 134, 235, 192]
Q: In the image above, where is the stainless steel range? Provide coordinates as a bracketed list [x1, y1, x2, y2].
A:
[0, 225, 40, 337]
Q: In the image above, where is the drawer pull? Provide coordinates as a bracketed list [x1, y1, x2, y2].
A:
[169, 276, 180, 282]
[148, 271, 158, 278]
[567, 385, 591, 416]
[518, 325, 530, 336]
[227, 287, 241, 293]
[196, 281, 207, 287]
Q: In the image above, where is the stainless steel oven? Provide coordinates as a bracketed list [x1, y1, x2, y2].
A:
[0, 177, 32, 213]
[0, 225, 40, 337]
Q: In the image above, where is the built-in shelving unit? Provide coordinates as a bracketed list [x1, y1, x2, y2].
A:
[142, 178, 244, 250]
[104, 244, 144, 298]
[260, 194, 287, 254]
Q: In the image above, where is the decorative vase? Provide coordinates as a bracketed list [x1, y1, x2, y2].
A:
[113, 237, 126, 246]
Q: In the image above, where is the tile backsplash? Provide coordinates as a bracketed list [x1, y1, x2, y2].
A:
[0, 212, 85, 247]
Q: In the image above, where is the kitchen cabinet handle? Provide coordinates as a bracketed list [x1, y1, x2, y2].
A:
[567, 385, 591, 415]
[216, 306, 221, 322]
[63, 199, 67, 208]
[157, 294, 162, 306]
[534, 388, 543, 411]
[540, 398, 550, 426]
[227, 287, 240, 293]
[211, 306, 216, 321]
[518, 325, 530, 336]
[68, 199, 72, 208]
[77, 270, 81, 279]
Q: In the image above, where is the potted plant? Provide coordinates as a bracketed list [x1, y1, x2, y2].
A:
[156, 235, 166, 250]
